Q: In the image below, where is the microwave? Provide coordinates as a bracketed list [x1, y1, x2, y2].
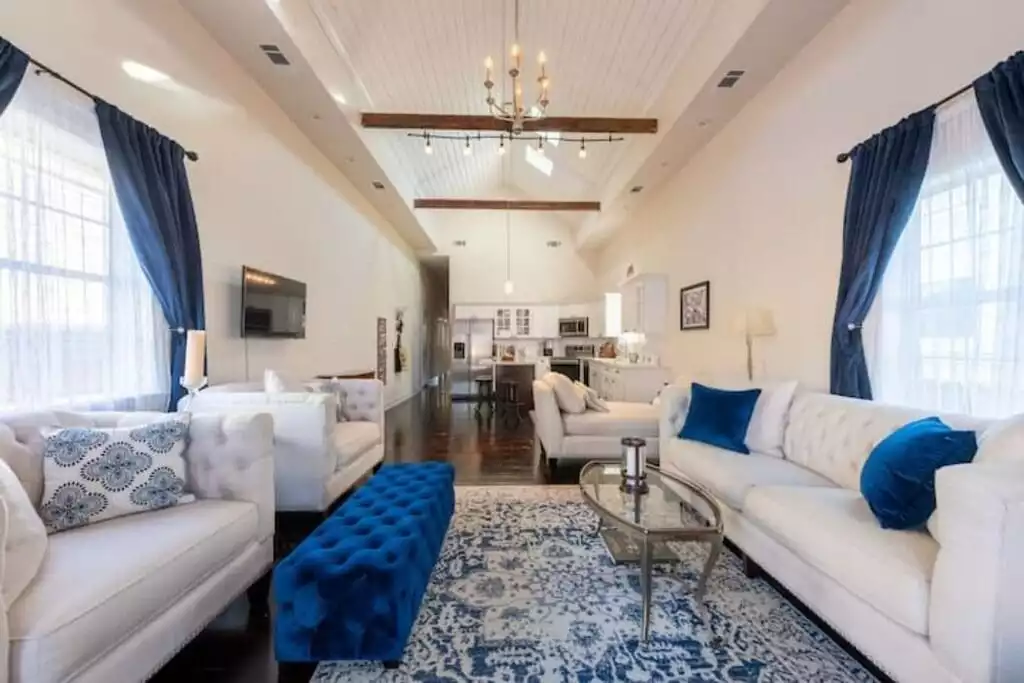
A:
[559, 317, 589, 338]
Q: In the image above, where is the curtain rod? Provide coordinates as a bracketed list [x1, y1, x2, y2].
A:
[29, 58, 199, 162]
[835, 82, 974, 164]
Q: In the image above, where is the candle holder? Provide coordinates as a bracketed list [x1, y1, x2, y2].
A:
[179, 376, 208, 413]
[619, 437, 649, 494]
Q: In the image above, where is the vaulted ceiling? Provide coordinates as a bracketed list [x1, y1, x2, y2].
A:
[182, 0, 851, 253]
[314, 0, 717, 208]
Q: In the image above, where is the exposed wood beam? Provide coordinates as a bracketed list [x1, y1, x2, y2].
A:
[414, 199, 601, 212]
[362, 113, 658, 135]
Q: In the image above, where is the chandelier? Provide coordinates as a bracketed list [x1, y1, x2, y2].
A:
[484, 0, 548, 134]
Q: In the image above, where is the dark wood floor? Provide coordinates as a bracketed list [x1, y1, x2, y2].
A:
[152, 385, 574, 682]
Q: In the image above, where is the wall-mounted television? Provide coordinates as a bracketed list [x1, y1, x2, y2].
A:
[241, 266, 306, 339]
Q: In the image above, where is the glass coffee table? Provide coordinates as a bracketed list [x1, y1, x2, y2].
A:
[579, 461, 724, 641]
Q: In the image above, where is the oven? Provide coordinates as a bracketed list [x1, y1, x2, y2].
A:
[558, 317, 589, 337]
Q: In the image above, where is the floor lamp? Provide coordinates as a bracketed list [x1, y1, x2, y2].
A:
[733, 309, 776, 381]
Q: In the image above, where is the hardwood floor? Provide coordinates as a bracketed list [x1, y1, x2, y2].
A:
[152, 384, 573, 682]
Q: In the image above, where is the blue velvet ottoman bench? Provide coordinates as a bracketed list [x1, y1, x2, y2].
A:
[273, 462, 455, 673]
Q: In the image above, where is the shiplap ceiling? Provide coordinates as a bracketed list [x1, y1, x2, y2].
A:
[313, 0, 718, 215]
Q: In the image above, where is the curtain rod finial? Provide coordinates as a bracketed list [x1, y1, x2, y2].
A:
[185, 150, 199, 162]
[836, 151, 851, 164]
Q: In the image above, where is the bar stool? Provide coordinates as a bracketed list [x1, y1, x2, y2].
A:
[496, 380, 524, 429]
[474, 377, 494, 415]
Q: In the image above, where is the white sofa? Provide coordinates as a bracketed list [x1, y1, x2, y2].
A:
[0, 410, 275, 683]
[532, 379, 660, 464]
[186, 379, 384, 512]
[660, 386, 1024, 683]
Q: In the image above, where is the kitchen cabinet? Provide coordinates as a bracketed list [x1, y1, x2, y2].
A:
[587, 359, 670, 403]
[621, 274, 668, 335]
[495, 308, 513, 338]
[514, 308, 532, 337]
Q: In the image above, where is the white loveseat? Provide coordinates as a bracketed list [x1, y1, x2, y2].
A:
[532, 379, 660, 465]
[186, 379, 384, 512]
[660, 386, 1024, 683]
[0, 410, 275, 683]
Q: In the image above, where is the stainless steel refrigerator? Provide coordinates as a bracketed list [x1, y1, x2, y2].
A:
[451, 318, 495, 400]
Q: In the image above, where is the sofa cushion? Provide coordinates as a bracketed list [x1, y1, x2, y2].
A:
[662, 438, 835, 510]
[543, 372, 586, 414]
[332, 422, 382, 468]
[7, 499, 257, 683]
[861, 417, 977, 530]
[39, 416, 194, 534]
[680, 383, 761, 454]
[562, 402, 659, 437]
[0, 460, 47, 606]
[744, 486, 938, 636]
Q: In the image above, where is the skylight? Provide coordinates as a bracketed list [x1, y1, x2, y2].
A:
[525, 145, 553, 176]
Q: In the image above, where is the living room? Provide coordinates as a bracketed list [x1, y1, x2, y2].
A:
[1, 0, 1023, 682]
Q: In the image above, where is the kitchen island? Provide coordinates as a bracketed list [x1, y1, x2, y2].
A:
[585, 358, 672, 403]
[492, 361, 540, 411]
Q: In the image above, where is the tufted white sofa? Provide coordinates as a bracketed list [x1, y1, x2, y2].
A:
[0, 410, 275, 683]
[532, 378, 660, 466]
[187, 379, 384, 512]
[660, 386, 1024, 683]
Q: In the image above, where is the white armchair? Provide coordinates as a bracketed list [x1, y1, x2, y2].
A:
[186, 379, 385, 513]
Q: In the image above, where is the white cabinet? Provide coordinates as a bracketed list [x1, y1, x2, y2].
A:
[532, 306, 559, 338]
[621, 274, 668, 335]
[513, 308, 532, 337]
[495, 308, 513, 338]
[588, 360, 670, 403]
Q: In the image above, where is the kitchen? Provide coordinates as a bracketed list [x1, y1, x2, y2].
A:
[450, 301, 613, 410]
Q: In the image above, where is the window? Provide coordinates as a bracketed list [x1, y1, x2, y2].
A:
[604, 292, 622, 338]
[867, 93, 1024, 417]
[0, 73, 169, 411]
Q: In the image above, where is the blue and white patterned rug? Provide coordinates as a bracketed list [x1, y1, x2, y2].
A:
[315, 486, 878, 682]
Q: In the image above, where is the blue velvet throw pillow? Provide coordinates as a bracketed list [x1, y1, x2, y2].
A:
[679, 383, 761, 454]
[860, 417, 977, 530]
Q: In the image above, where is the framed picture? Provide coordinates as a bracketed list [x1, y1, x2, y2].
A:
[680, 281, 710, 331]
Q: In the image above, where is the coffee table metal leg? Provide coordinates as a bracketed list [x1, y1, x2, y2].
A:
[640, 534, 652, 642]
[695, 535, 722, 604]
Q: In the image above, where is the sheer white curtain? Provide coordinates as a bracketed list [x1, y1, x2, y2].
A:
[866, 92, 1024, 418]
[0, 72, 169, 412]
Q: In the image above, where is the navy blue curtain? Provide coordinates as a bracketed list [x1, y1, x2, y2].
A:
[0, 37, 29, 116]
[975, 51, 1024, 203]
[94, 101, 205, 410]
[830, 110, 935, 399]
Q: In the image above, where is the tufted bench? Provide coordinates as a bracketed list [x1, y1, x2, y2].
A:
[273, 462, 455, 669]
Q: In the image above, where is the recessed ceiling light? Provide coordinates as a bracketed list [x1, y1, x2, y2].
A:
[121, 60, 170, 84]
[330, 91, 347, 105]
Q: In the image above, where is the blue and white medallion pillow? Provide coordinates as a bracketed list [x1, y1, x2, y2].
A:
[39, 415, 194, 534]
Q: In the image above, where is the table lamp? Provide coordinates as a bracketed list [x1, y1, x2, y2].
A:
[180, 329, 207, 410]
[733, 309, 775, 381]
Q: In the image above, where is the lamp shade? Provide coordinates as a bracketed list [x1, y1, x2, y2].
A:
[733, 309, 776, 337]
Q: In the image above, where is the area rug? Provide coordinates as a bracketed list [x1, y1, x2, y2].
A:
[314, 486, 878, 682]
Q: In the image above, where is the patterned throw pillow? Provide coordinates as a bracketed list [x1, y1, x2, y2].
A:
[38, 415, 194, 534]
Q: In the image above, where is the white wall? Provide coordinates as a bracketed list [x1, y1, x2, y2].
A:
[593, 0, 1024, 390]
[0, 0, 424, 406]
[430, 210, 601, 305]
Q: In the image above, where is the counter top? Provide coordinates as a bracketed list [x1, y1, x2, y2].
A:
[586, 358, 664, 369]
[493, 360, 544, 365]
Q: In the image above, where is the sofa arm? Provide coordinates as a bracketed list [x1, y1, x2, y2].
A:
[185, 413, 276, 542]
[658, 384, 689, 458]
[0, 498, 8, 683]
[532, 380, 564, 456]
[929, 462, 1024, 683]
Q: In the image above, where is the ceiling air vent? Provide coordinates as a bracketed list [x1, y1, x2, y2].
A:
[453, 240, 467, 247]
[546, 240, 562, 248]
[717, 69, 745, 88]
[371, 181, 385, 190]
[260, 44, 290, 66]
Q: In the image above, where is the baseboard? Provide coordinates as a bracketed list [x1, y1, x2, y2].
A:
[385, 386, 421, 410]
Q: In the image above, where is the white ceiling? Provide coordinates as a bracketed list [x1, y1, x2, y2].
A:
[314, 0, 716, 206]
[182, 0, 850, 253]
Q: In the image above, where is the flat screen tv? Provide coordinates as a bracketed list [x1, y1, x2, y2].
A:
[241, 266, 307, 339]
